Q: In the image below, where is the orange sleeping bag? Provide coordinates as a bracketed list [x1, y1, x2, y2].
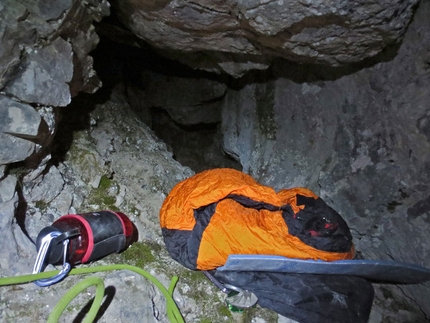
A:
[160, 168, 354, 270]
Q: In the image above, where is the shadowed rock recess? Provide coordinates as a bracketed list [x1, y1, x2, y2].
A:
[0, 0, 429, 322]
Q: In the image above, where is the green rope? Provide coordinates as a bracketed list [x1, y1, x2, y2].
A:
[0, 264, 185, 323]
[47, 276, 105, 323]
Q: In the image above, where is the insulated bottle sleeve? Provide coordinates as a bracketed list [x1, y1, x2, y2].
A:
[60, 211, 127, 263]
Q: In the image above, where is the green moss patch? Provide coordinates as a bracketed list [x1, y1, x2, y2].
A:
[87, 175, 120, 210]
[119, 241, 162, 268]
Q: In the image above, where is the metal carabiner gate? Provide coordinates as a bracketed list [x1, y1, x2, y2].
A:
[32, 231, 72, 287]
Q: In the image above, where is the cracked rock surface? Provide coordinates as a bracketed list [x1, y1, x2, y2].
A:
[110, 0, 419, 77]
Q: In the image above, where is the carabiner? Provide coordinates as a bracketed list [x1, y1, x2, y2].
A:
[32, 231, 71, 287]
[202, 271, 258, 308]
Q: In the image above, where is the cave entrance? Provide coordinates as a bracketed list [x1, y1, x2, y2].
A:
[89, 27, 241, 173]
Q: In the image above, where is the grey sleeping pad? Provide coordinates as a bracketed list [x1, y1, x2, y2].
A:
[217, 254, 430, 284]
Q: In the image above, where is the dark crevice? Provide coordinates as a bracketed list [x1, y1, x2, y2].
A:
[150, 107, 241, 172]
[94, 14, 230, 83]
[48, 93, 100, 168]
[14, 178, 35, 245]
[90, 20, 242, 172]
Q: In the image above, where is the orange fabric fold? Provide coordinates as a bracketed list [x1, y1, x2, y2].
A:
[160, 168, 355, 270]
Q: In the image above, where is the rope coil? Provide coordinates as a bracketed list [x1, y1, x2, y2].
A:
[0, 264, 185, 323]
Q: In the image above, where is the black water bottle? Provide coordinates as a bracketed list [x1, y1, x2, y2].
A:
[36, 210, 136, 266]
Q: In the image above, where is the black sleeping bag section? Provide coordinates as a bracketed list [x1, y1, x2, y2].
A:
[213, 270, 374, 323]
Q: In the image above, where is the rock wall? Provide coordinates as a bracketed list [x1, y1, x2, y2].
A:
[222, 1, 430, 321]
[111, 0, 419, 77]
[0, 0, 109, 167]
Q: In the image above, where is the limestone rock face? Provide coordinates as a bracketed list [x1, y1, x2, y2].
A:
[0, 0, 108, 105]
[4, 38, 74, 107]
[0, 175, 19, 270]
[111, 0, 419, 77]
[0, 97, 42, 164]
[0, 0, 109, 165]
[221, 1, 430, 321]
